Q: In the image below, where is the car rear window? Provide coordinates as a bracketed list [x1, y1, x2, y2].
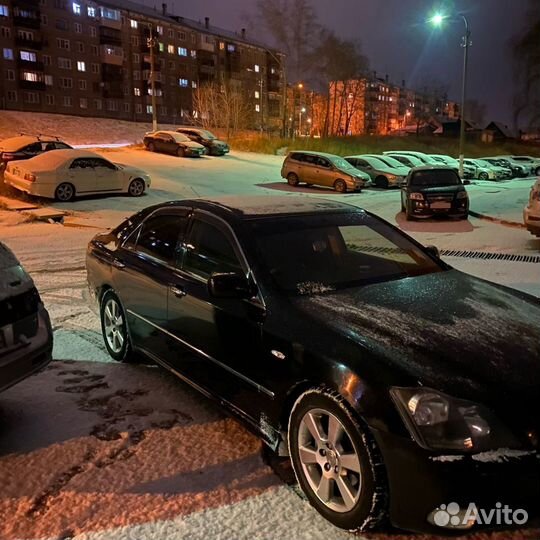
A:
[410, 170, 461, 187]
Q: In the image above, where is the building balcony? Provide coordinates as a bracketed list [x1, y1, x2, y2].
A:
[99, 15, 122, 31]
[15, 36, 43, 50]
[17, 59, 44, 71]
[99, 27, 122, 46]
[102, 86, 124, 99]
[101, 63, 123, 82]
[101, 45, 124, 66]
[19, 79, 46, 91]
[13, 15, 41, 29]
[199, 64, 215, 74]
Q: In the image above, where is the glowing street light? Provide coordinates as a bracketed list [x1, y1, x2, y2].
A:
[429, 11, 471, 178]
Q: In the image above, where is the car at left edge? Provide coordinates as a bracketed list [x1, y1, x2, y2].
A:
[3, 149, 151, 202]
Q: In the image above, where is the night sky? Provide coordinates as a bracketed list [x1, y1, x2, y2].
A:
[138, 0, 529, 127]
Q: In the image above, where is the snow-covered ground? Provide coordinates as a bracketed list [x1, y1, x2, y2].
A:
[1, 147, 539, 540]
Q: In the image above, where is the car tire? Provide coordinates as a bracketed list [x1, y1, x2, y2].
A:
[147, 142, 155, 152]
[55, 182, 75, 202]
[287, 172, 299, 187]
[177, 147, 186, 158]
[405, 202, 414, 221]
[375, 176, 389, 189]
[535, 166, 540, 176]
[400, 198, 405, 212]
[479, 172, 489, 180]
[288, 386, 388, 532]
[128, 178, 145, 197]
[100, 290, 133, 363]
[334, 179, 347, 193]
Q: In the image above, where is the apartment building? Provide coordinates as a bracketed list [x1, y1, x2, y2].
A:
[0, 0, 285, 129]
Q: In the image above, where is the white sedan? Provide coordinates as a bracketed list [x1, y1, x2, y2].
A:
[3, 149, 151, 202]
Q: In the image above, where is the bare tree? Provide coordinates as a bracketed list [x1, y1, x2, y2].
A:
[465, 99, 487, 126]
[513, 1, 540, 128]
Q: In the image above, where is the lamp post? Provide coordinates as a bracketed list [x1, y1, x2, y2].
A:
[146, 25, 158, 132]
[292, 83, 303, 140]
[429, 12, 471, 177]
[299, 106, 306, 137]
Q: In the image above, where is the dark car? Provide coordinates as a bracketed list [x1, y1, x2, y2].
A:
[176, 127, 230, 156]
[0, 135, 72, 172]
[86, 196, 539, 535]
[401, 166, 469, 220]
[143, 130, 206, 157]
[1, 242, 53, 393]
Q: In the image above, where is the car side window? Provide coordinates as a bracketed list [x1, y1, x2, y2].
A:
[70, 158, 93, 169]
[303, 154, 317, 166]
[135, 214, 187, 265]
[183, 220, 243, 279]
[317, 157, 331, 168]
[356, 159, 368, 167]
[24, 143, 42, 153]
[55, 142, 71, 150]
[91, 158, 116, 170]
[289, 152, 304, 162]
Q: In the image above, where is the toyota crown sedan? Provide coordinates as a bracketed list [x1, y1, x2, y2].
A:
[4, 149, 151, 202]
[86, 196, 539, 534]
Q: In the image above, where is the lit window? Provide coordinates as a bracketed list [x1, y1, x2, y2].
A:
[255, 104, 260, 112]
[3, 48, 13, 60]
[255, 91, 260, 99]
[178, 47, 187, 56]
[254, 64, 260, 73]
[134, 87, 140, 96]
[147, 105, 153, 114]
[156, 26, 163, 35]
[227, 44, 235, 52]
[167, 44, 174, 54]
[0, 5, 9, 16]
[178, 78, 188, 87]
[22, 72, 39, 82]
[20, 50, 37, 62]
[190, 50, 197, 58]
[72, 3, 81, 15]
[130, 19, 138, 29]
[219, 41, 225, 50]
[159, 43, 164, 52]
[87, 6, 96, 17]
[77, 61, 85, 72]
[191, 80, 197, 88]
[100, 7, 120, 20]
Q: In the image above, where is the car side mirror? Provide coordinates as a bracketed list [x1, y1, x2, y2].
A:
[208, 272, 254, 299]
[425, 245, 440, 259]
[462, 179, 471, 185]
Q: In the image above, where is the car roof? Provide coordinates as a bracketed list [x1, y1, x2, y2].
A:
[288, 150, 343, 160]
[21, 149, 103, 168]
[410, 165, 457, 172]
[0, 135, 62, 152]
[158, 196, 362, 220]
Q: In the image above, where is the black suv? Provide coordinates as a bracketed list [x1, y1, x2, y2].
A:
[86, 196, 539, 535]
[176, 127, 230, 156]
[0, 135, 72, 172]
[1, 242, 53, 393]
[401, 166, 469, 220]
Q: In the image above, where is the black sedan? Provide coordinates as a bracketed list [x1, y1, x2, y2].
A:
[86, 196, 539, 534]
[176, 127, 230, 156]
[0, 135, 72, 172]
[143, 130, 206, 157]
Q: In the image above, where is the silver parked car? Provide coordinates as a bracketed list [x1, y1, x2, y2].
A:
[344, 155, 408, 188]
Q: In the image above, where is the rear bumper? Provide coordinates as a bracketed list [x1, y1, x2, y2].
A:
[524, 207, 540, 235]
[0, 304, 53, 393]
[3, 171, 55, 198]
[409, 199, 469, 218]
[374, 428, 540, 534]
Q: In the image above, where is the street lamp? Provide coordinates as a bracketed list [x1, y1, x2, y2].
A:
[429, 11, 471, 177]
[299, 106, 306, 136]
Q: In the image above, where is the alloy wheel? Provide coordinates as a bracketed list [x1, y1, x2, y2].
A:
[297, 408, 362, 513]
[103, 297, 125, 354]
[128, 179, 145, 197]
[55, 183, 74, 201]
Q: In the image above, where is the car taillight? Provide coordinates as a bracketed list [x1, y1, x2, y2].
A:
[24, 173, 37, 182]
[2, 152, 15, 160]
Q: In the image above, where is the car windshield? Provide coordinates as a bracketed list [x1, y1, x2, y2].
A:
[332, 157, 355, 170]
[250, 213, 443, 294]
[198, 130, 217, 140]
[172, 133, 191, 142]
[410, 169, 461, 186]
[476, 159, 492, 167]
[375, 156, 405, 168]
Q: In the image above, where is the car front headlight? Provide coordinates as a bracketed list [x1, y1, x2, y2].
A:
[410, 192, 424, 201]
[456, 191, 468, 199]
[390, 387, 520, 452]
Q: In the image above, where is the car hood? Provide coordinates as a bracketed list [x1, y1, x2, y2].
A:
[346, 168, 371, 180]
[183, 141, 205, 149]
[208, 139, 228, 147]
[290, 271, 540, 405]
[0, 243, 34, 301]
[115, 163, 149, 176]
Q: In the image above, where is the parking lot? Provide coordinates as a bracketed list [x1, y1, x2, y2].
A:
[1, 147, 539, 540]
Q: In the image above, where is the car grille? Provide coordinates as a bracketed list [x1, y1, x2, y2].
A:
[426, 194, 454, 203]
[0, 288, 40, 328]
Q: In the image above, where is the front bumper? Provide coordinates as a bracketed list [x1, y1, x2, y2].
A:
[373, 428, 540, 534]
[409, 198, 469, 218]
[211, 146, 230, 155]
[0, 304, 53, 393]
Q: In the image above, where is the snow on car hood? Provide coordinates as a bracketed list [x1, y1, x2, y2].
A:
[114, 163, 149, 176]
[291, 270, 540, 402]
[184, 141, 205, 149]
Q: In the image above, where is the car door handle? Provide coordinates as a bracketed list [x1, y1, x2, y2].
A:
[169, 284, 186, 298]
[112, 258, 125, 269]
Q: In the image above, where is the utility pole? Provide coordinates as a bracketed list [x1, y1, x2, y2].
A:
[458, 15, 471, 178]
[147, 25, 158, 132]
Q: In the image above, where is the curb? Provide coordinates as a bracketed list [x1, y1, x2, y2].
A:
[469, 210, 526, 229]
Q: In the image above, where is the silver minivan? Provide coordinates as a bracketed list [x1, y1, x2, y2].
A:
[281, 151, 371, 193]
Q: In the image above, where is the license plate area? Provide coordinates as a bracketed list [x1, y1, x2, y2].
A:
[431, 201, 451, 209]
